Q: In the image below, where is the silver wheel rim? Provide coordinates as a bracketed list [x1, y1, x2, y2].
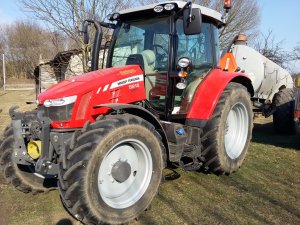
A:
[98, 138, 153, 209]
[224, 102, 249, 159]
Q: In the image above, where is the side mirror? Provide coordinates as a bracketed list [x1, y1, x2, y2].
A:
[183, 8, 201, 35]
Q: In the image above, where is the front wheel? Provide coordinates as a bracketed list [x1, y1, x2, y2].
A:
[202, 82, 253, 175]
[58, 114, 165, 225]
[0, 123, 57, 194]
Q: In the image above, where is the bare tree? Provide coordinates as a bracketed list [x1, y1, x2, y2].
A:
[193, 0, 260, 49]
[292, 42, 300, 61]
[18, 0, 137, 45]
[18, 0, 260, 49]
[254, 30, 290, 69]
[2, 21, 66, 79]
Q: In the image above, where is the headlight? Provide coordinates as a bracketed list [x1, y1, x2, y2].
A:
[44, 95, 77, 107]
[177, 57, 191, 69]
[41, 95, 77, 121]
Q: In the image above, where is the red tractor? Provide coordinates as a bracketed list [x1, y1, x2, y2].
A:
[0, 1, 254, 224]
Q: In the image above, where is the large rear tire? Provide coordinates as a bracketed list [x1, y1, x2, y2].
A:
[58, 114, 165, 225]
[202, 83, 253, 175]
[273, 88, 296, 134]
[0, 111, 57, 194]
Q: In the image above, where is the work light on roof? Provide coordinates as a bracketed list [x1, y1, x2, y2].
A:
[164, 3, 175, 11]
[154, 5, 164, 13]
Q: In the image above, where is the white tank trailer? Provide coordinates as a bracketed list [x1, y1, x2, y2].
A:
[230, 39, 295, 134]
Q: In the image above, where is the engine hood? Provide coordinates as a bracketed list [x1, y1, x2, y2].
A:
[38, 65, 144, 104]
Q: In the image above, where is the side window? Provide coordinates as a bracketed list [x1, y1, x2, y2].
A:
[112, 24, 145, 67]
[173, 22, 214, 114]
[176, 22, 213, 71]
[212, 25, 220, 63]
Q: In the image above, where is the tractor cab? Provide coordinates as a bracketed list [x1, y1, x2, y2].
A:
[84, 1, 223, 120]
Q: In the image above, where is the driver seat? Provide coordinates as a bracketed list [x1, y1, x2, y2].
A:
[126, 50, 157, 99]
[141, 50, 156, 75]
[125, 50, 156, 75]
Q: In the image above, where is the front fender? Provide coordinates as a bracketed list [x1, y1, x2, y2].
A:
[94, 103, 169, 163]
[187, 69, 253, 120]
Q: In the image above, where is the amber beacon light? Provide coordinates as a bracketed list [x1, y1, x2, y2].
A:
[224, 0, 232, 10]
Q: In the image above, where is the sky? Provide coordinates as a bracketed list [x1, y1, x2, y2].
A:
[259, 0, 300, 50]
[0, 0, 300, 71]
[258, 0, 300, 72]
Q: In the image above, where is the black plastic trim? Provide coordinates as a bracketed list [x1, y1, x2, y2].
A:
[185, 118, 207, 128]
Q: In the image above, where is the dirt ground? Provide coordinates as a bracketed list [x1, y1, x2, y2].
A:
[0, 90, 300, 225]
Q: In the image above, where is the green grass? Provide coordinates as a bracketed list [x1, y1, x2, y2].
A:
[0, 90, 300, 225]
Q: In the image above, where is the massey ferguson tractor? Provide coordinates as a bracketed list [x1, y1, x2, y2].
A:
[1, 1, 259, 224]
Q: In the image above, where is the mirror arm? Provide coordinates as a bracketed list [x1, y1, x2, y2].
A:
[100, 21, 117, 29]
[91, 20, 102, 71]
[81, 19, 117, 71]
[174, 0, 192, 20]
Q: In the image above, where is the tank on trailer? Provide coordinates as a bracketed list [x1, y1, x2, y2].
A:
[231, 41, 293, 101]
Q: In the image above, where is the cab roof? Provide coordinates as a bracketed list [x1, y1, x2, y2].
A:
[119, 1, 223, 25]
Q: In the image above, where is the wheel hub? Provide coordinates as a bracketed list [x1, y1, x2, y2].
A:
[111, 160, 132, 183]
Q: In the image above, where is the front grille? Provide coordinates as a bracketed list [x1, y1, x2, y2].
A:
[38, 104, 74, 121]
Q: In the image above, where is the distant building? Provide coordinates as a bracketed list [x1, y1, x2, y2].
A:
[34, 45, 109, 95]
[34, 49, 83, 94]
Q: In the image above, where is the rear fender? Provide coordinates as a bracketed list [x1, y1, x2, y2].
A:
[187, 69, 254, 120]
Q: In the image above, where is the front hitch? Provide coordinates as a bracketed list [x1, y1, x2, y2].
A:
[34, 116, 58, 175]
[9, 106, 34, 166]
[8, 106, 58, 175]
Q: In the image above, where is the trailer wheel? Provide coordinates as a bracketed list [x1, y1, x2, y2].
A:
[273, 88, 296, 134]
[202, 83, 253, 175]
[0, 112, 57, 194]
[58, 114, 165, 225]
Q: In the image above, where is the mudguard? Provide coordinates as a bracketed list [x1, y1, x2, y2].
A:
[187, 68, 254, 120]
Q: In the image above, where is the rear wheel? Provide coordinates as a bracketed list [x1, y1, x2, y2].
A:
[0, 111, 57, 193]
[58, 114, 165, 225]
[273, 88, 296, 134]
[202, 83, 253, 174]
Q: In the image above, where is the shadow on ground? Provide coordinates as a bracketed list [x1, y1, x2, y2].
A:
[252, 122, 300, 150]
[56, 219, 73, 225]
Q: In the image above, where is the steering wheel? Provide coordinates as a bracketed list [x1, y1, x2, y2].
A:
[153, 44, 168, 68]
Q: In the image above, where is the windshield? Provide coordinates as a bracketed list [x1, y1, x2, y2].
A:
[111, 17, 169, 72]
[111, 17, 170, 112]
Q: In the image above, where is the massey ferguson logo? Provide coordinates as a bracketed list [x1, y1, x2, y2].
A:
[110, 75, 143, 89]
